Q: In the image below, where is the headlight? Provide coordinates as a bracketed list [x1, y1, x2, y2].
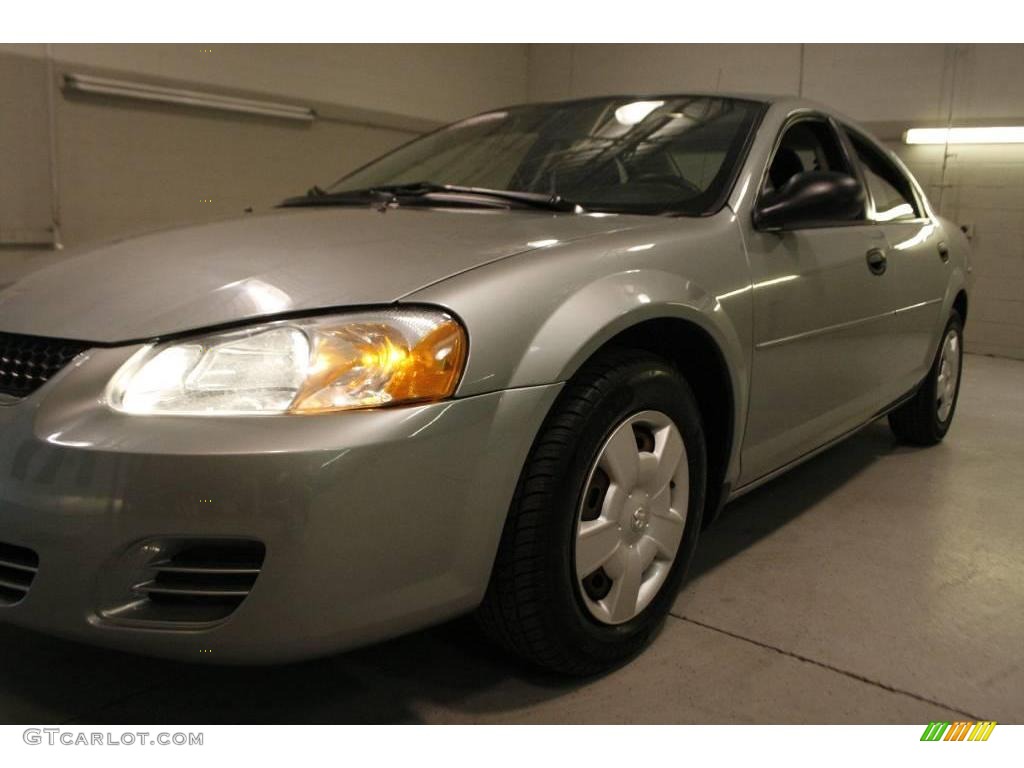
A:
[107, 308, 467, 415]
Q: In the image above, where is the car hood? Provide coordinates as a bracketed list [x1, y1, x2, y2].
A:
[0, 207, 645, 343]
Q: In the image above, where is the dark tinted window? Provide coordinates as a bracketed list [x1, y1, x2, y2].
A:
[329, 96, 764, 215]
[763, 118, 855, 194]
[846, 129, 920, 221]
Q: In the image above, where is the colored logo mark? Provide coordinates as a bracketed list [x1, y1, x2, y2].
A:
[920, 721, 997, 741]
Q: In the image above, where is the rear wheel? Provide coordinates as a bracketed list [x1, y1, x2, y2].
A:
[888, 312, 964, 445]
[477, 348, 706, 675]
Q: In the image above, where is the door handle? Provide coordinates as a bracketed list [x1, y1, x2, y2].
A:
[937, 241, 950, 262]
[866, 247, 888, 275]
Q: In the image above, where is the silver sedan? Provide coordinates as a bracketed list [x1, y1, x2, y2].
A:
[0, 94, 969, 673]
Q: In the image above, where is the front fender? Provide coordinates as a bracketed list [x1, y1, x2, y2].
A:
[505, 268, 751, 492]
[405, 216, 754, 487]
[508, 268, 745, 398]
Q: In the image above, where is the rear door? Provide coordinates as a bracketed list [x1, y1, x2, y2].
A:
[842, 127, 947, 395]
[740, 115, 896, 484]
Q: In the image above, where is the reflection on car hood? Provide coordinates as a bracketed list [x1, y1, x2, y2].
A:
[0, 207, 644, 343]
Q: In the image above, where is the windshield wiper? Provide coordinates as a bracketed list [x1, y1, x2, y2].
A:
[373, 182, 577, 212]
[280, 181, 578, 212]
[279, 187, 387, 207]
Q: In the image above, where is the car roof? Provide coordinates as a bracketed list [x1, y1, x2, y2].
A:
[498, 92, 786, 109]
[491, 93, 856, 123]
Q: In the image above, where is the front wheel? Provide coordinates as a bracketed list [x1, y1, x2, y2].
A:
[477, 349, 706, 675]
[888, 311, 964, 445]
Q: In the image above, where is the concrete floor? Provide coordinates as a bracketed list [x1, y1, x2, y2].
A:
[0, 353, 1021, 724]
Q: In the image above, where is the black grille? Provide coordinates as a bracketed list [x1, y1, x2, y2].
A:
[0, 541, 40, 606]
[132, 540, 266, 623]
[0, 332, 90, 399]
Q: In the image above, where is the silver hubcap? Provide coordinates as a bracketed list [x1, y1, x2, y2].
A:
[574, 410, 689, 625]
[936, 329, 961, 422]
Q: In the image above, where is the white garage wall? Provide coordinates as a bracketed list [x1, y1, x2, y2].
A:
[527, 44, 1024, 360]
[5, 43, 529, 127]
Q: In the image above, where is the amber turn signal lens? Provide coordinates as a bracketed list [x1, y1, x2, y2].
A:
[385, 320, 467, 402]
[289, 316, 467, 413]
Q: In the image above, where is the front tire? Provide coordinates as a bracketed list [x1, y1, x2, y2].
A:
[477, 348, 706, 675]
[888, 311, 964, 446]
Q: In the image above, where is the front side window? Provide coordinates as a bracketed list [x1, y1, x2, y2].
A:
[328, 96, 764, 216]
[763, 118, 856, 194]
[846, 129, 921, 222]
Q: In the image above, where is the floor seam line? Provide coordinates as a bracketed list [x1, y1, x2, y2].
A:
[668, 612, 983, 721]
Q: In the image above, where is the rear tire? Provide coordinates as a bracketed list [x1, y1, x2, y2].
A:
[888, 311, 964, 446]
[477, 348, 706, 675]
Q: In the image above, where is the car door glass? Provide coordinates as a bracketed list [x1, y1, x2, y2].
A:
[763, 119, 854, 195]
[846, 130, 920, 222]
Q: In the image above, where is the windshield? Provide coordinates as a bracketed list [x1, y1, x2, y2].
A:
[327, 96, 764, 215]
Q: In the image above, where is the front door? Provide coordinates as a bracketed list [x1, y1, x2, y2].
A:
[739, 116, 896, 485]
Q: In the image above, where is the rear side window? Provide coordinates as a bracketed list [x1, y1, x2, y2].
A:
[846, 130, 921, 221]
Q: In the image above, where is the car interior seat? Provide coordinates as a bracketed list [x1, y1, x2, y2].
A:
[768, 147, 805, 190]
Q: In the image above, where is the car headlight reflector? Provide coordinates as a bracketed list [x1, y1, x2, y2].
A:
[108, 309, 467, 415]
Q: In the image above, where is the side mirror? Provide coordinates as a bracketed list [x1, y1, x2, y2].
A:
[753, 171, 865, 231]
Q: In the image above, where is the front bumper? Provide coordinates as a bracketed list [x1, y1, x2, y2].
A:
[0, 344, 560, 662]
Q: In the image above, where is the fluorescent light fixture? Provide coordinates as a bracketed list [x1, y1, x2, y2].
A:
[63, 73, 315, 122]
[903, 126, 1024, 145]
[614, 100, 664, 126]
